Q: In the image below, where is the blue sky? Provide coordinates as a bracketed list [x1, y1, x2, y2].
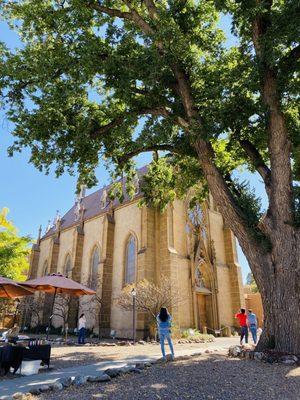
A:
[0, 14, 267, 282]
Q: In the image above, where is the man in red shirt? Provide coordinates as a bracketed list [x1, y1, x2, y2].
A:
[235, 308, 248, 345]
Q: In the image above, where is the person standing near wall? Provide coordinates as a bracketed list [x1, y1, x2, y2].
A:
[78, 313, 86, 344]
[247, 309, 258, 344]
[235, 308, 248, 345]
[157, 307, 175, 361]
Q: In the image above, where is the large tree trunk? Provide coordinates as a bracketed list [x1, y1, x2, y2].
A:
[255, 255, 300, 353]
[232, 224, 300, 354]
[194, 139, 300, 354]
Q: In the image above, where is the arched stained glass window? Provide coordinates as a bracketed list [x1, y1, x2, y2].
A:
[65, 255, 72, 278]
[125, 235, 136, 284]
[43, 261, 49, 276]
[90, 246, 100, 290]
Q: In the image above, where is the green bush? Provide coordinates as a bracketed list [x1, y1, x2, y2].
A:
[181, 328, 215, 342]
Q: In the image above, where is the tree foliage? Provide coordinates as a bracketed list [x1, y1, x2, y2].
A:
[246, 272, 259, 294]
[0, 0, 299, 352]
[0, 207, 31, 280]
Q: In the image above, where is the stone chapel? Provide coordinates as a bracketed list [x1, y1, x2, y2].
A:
[28, 167, 244, 338]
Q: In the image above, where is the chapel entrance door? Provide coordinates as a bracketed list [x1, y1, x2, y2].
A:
[197, 294, 207, 333]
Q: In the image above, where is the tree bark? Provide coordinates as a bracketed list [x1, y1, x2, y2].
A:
[255, 249, 300, 353]
[194, 138, 300, 354]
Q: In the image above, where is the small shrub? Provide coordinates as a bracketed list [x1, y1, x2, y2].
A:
[181, 328, 214, 342]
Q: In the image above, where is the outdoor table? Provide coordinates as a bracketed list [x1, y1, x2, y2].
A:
[0, 343, 51, 375]
[23, 344, 51, 368]
[0, 345, 23, 374]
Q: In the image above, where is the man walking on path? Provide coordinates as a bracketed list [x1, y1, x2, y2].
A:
[247, 309, 258, 344]
[235, 308, 248, 345]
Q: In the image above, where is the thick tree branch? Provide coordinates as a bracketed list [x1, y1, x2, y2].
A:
[118, 144, 175, 165]
[90, 106, 188, 138]
[88, 0, 267, 258]
[195, 139, 267, 268]
[252, 1, 293, 225]
[121, 0, 154, 35]
[239, 139, 271, 190]
[88, 2, 132, 20]
[279, 45, 300, 73]
[90, 107, 165, 138]
[88, 1, 154, 36]
[142, 0, 158, 19]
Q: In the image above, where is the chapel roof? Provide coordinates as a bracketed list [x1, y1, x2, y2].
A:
[42, 165, 148, 240]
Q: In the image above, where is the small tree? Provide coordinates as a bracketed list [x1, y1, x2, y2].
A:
[246, 272, 259, 294]
[80, 294, 102, 337]
[52, 294, 72, 334]
[116, 275, 183, 324]
[18, 296, 44, 330]
[0, 208, 31, 280]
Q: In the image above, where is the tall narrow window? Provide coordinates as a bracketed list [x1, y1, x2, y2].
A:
[90, 246, 100, 290]
[65, 255, 72, 278]
[125, 235, 136, 284]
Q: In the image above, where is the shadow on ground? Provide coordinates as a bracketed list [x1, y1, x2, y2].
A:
[38, 354, 300, 400]
[50, 351, 121, 369]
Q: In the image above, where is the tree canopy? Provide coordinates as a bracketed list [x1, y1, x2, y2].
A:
[0, 0, 300, 353]
[0, 207, 31, 280]
[0, 1, 298, 216]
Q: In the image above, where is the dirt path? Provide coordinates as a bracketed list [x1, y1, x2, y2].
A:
[49, 337, 236, 369]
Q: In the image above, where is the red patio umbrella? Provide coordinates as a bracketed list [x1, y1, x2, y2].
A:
[0, 276, 34, 298]
[20, 273, 96, 338]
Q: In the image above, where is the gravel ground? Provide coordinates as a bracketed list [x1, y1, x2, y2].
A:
[31, 353, 300, 400]
[48, 338, 235, 369]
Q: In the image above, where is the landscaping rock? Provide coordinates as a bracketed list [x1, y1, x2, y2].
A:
[228, 345, 242, 357]
[49, 382, 63, 391]
[39, 385, 51, 393]
[97, 373, 111, 382]
[175, 355, 192, 361]
[58, 376, 73, 387]
[87, 375, 98, 382]
[104, 368, 121, 378]
[243, 351, 252, 359]
[120, 366, 137, 374]
[132, 368, 142, 374]
[12, 393, 24, 400]
[192, 352, 202, 357]
[265, 355, 276, 364]
[279, 355, 298, 365]
[254, 352, 264, 361]
[135, 362, 151, 369]
[73, 375, 88, 386]
[87, 374, 111, 383]
[29, 388, 41, 396]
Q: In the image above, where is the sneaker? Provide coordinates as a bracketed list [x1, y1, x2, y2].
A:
[171, 355, 175, 361]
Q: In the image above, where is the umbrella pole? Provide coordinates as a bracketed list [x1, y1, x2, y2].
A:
[46, 288, 57, 341]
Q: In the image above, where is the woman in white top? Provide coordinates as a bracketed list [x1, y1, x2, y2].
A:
[78, 313, 86, 344]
